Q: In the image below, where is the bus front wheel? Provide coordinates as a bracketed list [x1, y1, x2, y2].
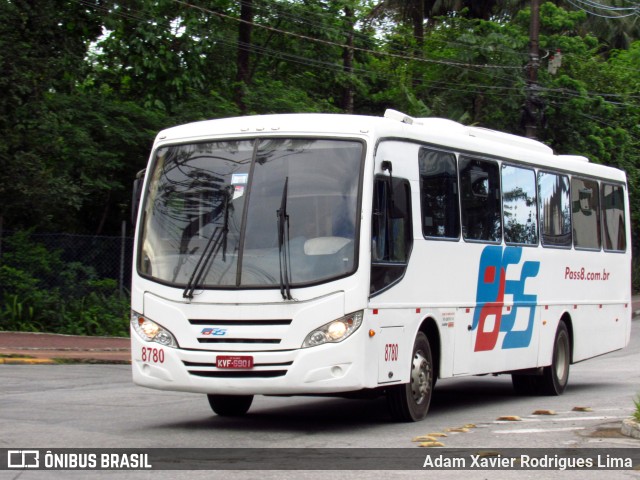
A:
[207, 394, 254, 416]
[387, 332, 433, 422]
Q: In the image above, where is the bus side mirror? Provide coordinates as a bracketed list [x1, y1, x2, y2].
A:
[131, 169, 146, 226]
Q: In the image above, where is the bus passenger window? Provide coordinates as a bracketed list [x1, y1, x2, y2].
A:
[601, 183, 626, 252]
[571, 177, 600, 250]
[371, 175, 413, 295]
[419, 148, 459, 239]
[459, 158, 501, 242]
[502, 165, 538, 245]
[538, 172, 571, 247]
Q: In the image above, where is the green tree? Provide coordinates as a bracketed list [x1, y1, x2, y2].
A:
[0, 231, 129, 336]
[92, 0, 236, 114]
[0, 0, 102, 236]
[557, 0, 640, 50]
[41, 91, 164, 234]
[369, 5, 528, 126]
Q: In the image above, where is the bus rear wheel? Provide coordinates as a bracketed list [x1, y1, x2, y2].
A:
[511, 373, 538, 395]
[511, 321, 570, 396]
[387, 332, 433, 422]
[207, 394, 254, 416]
[539, 321, 570, 395]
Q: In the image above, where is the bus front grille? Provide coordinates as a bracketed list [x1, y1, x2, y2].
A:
[190, 318, 291, 346]
[183, 360, 293, 368]
[187, 370, 288, 378]
[189, 319, 292, 326]
[183, 359, 292, 379]
[196, 338, 281, 344]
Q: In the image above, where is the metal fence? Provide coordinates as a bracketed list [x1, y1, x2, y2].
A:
[34, 234, 133, 294]
[2, 223, 134, 295]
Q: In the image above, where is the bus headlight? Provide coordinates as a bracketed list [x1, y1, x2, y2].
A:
[302, 311, 363, 348]
[131, 311, 178, 348]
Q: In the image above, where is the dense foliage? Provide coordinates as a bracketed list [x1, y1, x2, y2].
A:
[0, 0, 638, 333]
[0, 231, 129, 336]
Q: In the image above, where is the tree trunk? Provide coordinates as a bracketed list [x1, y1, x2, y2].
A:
[96, 190, 111, 236]
[0, 213, 4, 264]
[342, 5, 355, 113]
[236, 0, 254, 114]
[411, 0, 425, 50]
[525, 0, 540, 139]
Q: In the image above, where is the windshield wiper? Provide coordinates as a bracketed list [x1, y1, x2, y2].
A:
[277, 177, 293, 300]
[183, 187, 231, 299]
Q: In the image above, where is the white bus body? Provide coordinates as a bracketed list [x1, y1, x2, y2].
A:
[131, 110, 631, 421]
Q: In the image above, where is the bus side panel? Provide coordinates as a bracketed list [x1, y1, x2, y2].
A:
[372, 239, 545, 377]
[570, 304, 630, 363]
[376, 325, 406, 384]
[536, 306, 565, 369]
[366, 308, 424, 386]
[538, 249, 631, 364]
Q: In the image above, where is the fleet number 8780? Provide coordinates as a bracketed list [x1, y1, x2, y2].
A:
[385, 343, 399, 362]
[141, 346, 164, 363]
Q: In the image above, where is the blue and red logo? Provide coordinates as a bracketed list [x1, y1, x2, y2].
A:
[471, 246, 540, 352]
[201, 328, 227, 336]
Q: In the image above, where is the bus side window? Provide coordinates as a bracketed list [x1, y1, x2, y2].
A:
[538, 171, 571, 248]
[601, 183, 626, 252]
[419, 148, 459, 239]
[571, 177, 600, 250]
[502, 165, 538, 246]
[459, 157, 501, 242]
[371, 175, 413, 295]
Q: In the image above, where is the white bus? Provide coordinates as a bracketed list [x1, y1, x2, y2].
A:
[130, 110, 631, 421]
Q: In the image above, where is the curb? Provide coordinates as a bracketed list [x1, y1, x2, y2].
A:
[0, 357, 55, 365]
[0, 356, 131, 365]
[621, 418, 640, 440]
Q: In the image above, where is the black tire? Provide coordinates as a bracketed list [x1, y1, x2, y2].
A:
[387, 332, 433, 422]
[207, 394, 253, 416]
[539, 321, 571, 395]
[511, 373, 538, 395]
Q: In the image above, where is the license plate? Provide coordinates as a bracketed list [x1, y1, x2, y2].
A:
[216, 355, 254, 369]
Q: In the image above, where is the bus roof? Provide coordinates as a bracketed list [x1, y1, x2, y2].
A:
[154, 110, 626, 183]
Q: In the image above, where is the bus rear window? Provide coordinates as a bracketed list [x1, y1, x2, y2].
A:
[601, 183, 626, 252]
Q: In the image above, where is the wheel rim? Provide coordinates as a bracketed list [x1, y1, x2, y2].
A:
[410, 350, 430, 404]
[555, 333, 568, 381]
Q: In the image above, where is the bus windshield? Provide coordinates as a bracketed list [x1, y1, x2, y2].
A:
[138, 137, 363, 292]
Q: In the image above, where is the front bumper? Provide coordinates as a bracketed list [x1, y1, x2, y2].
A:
[131, 326, 369, 395]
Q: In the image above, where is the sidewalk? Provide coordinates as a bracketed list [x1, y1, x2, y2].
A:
[0, 332, 130, 364]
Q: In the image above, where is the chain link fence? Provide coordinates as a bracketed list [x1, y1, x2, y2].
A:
[27, 228, 134, 295]
[0, 224, 134, 335]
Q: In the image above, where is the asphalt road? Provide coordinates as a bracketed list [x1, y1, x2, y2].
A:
[1, 318, 639, 480]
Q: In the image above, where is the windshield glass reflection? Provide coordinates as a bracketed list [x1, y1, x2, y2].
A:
[138, 138, 363, 290]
